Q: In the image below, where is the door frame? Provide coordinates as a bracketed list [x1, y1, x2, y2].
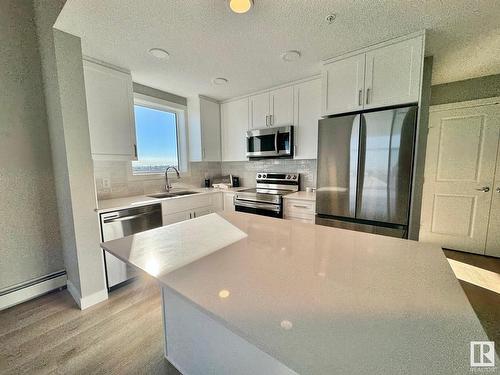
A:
[430, 97, 500, 113]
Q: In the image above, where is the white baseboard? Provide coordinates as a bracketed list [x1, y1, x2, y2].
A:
[0, 272, 67, 311]
[66, 279, 108, 310]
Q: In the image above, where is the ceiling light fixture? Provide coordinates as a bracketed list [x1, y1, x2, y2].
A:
[229, 0, 253, 14]
[212, 77, 229, 85]
[148, 48, 170, 60]
[325, 14, 337, 24]
[281, 50, 301, 62]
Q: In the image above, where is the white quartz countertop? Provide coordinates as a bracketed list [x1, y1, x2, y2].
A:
[96, 187, 246, 213]
[283, 191, 316, 201]
[101, 212, 492, 374]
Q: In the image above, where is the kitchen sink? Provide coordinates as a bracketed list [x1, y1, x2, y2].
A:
[147, 191, 199, 199]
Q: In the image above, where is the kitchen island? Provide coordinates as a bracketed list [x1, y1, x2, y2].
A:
[101, 212, 494, 375]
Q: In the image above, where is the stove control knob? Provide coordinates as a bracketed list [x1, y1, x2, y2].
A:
[257, 174, 262, 178]
[292, 175, 297, 179]
[263, 174, 267, 178]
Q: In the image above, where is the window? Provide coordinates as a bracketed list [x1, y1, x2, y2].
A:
[132, 104, 179, 175]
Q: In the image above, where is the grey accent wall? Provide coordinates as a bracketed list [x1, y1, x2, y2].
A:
[431, 74, 500, 105]
[133, 82, 187, 106]
[0, 0, 63, 290]
[34, 0, 107, 305]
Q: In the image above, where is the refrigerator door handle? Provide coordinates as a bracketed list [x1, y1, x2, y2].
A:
[356, 115, 367, 217]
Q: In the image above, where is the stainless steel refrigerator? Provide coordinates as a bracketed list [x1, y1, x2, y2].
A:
[315, 106, 417, 238]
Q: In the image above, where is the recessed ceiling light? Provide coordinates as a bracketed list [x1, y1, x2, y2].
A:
[148, 48, 170, 60]
[325, 14, 337, 24]
[212, 77, 229, 85]
[229, 0, 253, 14]
[281, 50, 301, 62]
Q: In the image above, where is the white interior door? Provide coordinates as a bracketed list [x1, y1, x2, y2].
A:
[486, 128, 500, 257]
[420, 101, 500, 254]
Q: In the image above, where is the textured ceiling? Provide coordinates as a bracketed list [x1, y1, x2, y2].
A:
[55, 0, 500, 100]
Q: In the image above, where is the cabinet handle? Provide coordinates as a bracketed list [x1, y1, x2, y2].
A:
[270, 114, 273, 126]
[365, 88, 370, 105]
[358, 89, 362, 106]
[265, 115, 269, 127]
[133, 144, 137, 158]
[293, 204, 309, 209]
[475, 186, 490, 193]
[189, 212, 192, 219]
[193, 212, 196, 218]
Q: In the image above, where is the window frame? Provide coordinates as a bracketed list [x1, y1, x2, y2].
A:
[127, 93, 189, 181]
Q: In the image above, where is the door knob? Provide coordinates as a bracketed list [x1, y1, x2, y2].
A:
[496, 187, 500, 193]
[475, 186, 490, 192]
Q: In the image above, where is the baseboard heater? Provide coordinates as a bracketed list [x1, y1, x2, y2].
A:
[0, 270, 66, 311]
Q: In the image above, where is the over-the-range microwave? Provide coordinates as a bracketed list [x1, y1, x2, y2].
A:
[246, 126, 294, 159]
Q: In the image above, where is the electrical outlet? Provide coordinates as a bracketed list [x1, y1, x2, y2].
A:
[102, 178, 111, 189]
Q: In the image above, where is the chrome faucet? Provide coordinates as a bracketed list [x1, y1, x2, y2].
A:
[164, 166, 180, 192]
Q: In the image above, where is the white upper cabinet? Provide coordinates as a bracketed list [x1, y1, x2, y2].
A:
[189, 96, 221, 162]
[200, 98, 221, 161]
[250, 92, 270, 129]
[250, 86, 294, 129]
[221, 97, 249, 161]
[83, 60, 137, 161]
[294, 78, 321, 159]
[322, 33, 424, 116]
[364, 36, 423, 109]
[270, 86, 294, 127]
[322, 54, 365, 116]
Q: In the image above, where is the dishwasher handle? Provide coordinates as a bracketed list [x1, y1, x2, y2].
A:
[102, 208, 161, 223]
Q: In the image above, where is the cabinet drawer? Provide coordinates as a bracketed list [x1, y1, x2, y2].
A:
[285, 199, 315, 216]
[284, 215, 315, 224]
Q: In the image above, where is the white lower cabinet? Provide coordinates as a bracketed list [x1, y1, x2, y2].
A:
[161, 193, 223, 226]
[162, 210, 193, 226]
[284, 199, 316, 224]
[223, 192, 235, 212]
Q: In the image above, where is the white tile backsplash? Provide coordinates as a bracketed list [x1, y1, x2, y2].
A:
[94, 159, 317, 199]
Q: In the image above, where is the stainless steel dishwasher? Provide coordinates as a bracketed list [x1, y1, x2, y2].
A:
[100, 204, 162, 290]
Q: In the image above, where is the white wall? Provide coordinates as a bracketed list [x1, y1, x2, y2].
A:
[34, 0, 107, 308]
[0, 0, 64, 291]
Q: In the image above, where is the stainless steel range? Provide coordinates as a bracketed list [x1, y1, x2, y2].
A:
[234, 173, 299, 218]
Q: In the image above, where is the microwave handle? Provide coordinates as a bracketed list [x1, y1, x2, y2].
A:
[274, 129, 279, 153]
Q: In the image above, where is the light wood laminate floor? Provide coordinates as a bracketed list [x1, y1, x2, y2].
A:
[1, 251, 499, 374]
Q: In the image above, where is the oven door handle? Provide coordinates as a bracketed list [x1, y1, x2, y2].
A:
[234, 200, 281, 213]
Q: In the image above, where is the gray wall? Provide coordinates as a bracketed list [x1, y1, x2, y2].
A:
[0, 0, 63, 290]
[34, 0, 107, 305]
[431, 73, 500, 105]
